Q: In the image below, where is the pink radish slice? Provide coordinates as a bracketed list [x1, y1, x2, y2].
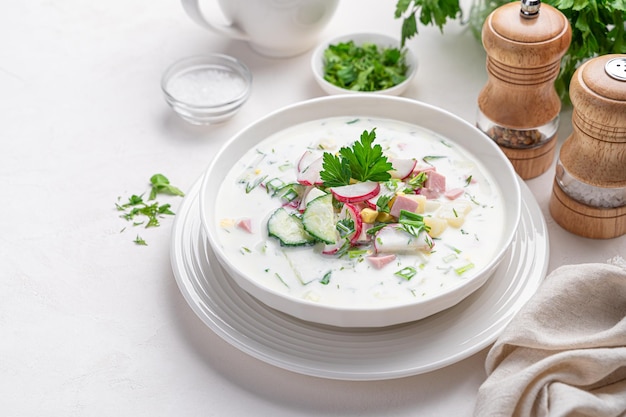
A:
[298, 186, 326, 211]
[339, 203, 363, 244]
[330, 181, 380, 203]
[389, 157, 417, 180]
[297, 150, 319, 172]
[296, 155, 324, 186]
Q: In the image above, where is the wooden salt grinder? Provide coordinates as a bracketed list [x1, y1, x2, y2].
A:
[477, 0, 571, 179]
[549, 55, 626, 239]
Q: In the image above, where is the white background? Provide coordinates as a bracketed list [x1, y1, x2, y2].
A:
[1, 0, 624, 415]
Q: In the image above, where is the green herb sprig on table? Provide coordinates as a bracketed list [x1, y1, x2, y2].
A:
[394, 0, 463, 46]
[320, 128, 393, 187]
[323, 41, 409, 91]
[549, 0, 625, 103]
[394, 0, 626, 104]
[116, 174, 185, 245]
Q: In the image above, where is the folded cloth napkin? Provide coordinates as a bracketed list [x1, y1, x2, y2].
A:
[473, 257, 626, 417]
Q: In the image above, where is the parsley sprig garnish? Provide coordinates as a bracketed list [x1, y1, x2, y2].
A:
[320, 129, 393, 187]
[117, 174, 185, 245]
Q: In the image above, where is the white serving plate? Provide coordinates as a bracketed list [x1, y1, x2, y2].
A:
[199, 95, 521, 327]
[171, 177, 548, 380]
[311, 32, 417, 96]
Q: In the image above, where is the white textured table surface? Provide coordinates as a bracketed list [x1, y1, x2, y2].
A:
[2, 1, 624, 415]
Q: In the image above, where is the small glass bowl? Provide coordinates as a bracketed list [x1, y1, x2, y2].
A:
[161, 54, 252, 125]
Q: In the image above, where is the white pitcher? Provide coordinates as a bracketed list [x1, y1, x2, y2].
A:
[181, 0, 339, 58]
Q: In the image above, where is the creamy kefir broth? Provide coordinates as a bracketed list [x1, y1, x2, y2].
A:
[214, 117, 506, 308]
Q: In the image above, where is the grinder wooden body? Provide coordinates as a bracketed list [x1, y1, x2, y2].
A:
[550, 54, 626, 239]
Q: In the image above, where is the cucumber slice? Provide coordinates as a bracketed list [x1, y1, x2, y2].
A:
[267, 208, 314, 246]
[302, 193, 337, 244]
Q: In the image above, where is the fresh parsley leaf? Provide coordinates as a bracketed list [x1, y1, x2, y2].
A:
[320, 152, 352, 187]
[134, 235, 148, 246]
[149, 173, 185, 200]
[338, 129, 393, 183]
[395, 0, 462, 46]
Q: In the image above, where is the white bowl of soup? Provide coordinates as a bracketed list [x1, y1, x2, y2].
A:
[200, 95, 521, 328]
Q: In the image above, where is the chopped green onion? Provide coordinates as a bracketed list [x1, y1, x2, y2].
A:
[246, 175, 268, 193]
[422, 155, 446, 164]
[336, 219, 355, 238]
[395, 266, 417, 280]
[320, 271, 331, 285]
[275, 273, 289, 288]
[455, 263, 475, 275]
[442, 253, 457, 263]
[265, 178, 285, 195]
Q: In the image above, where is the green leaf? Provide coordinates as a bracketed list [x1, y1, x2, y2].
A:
[320, 152, 352, 187]
[149, 173, 185, 200]
[340, 129, 393, 183]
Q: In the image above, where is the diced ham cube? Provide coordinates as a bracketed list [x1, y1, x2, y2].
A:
[420, 188, 440, 199]
[236, 218, 253, 233]
[425, 170, 446, 193]
[444, 188, 464, 200]
[389, 194, 420, 218]
[367, 254, 396, 269]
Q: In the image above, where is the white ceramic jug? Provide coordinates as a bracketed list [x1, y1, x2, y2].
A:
[181, 0, 339, 57]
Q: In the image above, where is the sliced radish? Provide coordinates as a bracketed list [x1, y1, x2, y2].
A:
[373, 225, 433, 254]
[296, 155, 324, 186]
[389, 157, 417, 180]
[330, 181, 380, 203]
[338, 203, 363, 244]
[297, 150, 319, 172]
[298, 186, 327, 211]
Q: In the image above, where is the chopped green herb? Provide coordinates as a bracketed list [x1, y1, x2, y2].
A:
[464, 175, 473, 187]
[442, 253, 457, 263]
[455, 263, 475, 275]
[245, 174, 268, 193]
[275, 273, 289, 288]
[320, 271, 332, 285]
[149, 174, 185, 200]
[117, 174, 185, 245]
[395, 266, 417, 280]
[336, 219, 355, 238]
[322, 41, 409, 92]
[265, 178, 286, 195]
[376, 195, 392, 213]
[422, 155, 447, 164]
[398, 210, 430, 237]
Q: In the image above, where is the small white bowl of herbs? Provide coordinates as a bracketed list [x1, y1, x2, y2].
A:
[311, 32, 417, 96]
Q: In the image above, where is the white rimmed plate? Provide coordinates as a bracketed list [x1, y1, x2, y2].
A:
[170, 177, 548, 380]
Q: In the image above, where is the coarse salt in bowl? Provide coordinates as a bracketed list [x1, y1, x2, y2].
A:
[199, 95, 521, 328]
[161, 54, 252, 125]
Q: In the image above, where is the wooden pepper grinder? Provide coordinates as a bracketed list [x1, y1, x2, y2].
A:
[477, 0, 571, 179]
[550, 54, 626, 239]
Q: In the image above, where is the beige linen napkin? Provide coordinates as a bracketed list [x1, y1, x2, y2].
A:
[473, 257, 626, 417]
